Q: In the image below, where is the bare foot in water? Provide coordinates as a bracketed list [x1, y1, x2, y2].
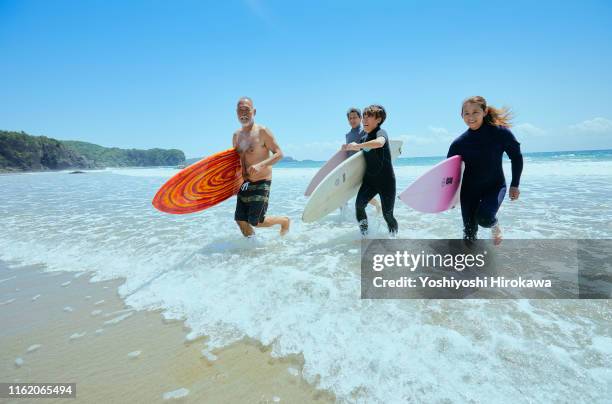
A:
[491, 224, 503, 245]
[280, 217, 290, 236]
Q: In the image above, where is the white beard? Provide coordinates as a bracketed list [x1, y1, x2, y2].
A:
[240, 118, 254, 127]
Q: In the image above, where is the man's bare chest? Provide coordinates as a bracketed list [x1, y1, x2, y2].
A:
[237, 134, 266, 154]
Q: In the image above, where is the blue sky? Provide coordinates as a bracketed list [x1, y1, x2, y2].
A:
[1, 0, 611, 159]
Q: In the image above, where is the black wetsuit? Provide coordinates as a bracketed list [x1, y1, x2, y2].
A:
[447, 124, 523, 240]
[356, 127, 398, 235]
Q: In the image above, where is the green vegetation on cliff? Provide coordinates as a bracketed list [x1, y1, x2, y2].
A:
[63, 140, 185, 167]
[0, 130, 185, 172]
[0, 130, 93, 171]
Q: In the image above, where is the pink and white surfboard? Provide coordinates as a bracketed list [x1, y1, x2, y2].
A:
[399, 155, 464, 213]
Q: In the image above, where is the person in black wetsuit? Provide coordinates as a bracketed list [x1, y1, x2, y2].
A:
[447, 96, 523, 244]
[344, 107, 381, 213]
[344, 105, 398, 236]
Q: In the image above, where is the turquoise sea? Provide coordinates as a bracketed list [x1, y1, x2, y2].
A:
[276, 148, 612, 168]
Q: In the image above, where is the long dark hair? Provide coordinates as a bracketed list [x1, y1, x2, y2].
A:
[462, 96, 513, 127]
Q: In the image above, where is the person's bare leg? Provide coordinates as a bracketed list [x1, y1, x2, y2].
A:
[255, 216, 291, 236]
[236, 220, 255, 237]
[491, 223, 503, 246]
[369, 198, 382, 215]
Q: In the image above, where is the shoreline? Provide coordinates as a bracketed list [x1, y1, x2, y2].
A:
[0, 261, 335, 403]
[2, 147, 611, 175]
[0, 167, 161, 174]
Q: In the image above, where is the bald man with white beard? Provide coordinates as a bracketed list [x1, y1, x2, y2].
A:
[232, 97, 290, 237]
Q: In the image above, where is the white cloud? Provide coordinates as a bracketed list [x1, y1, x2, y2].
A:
[397, 126, 454, 146]
[569, 117, 612, 135]
[283, 141, 341, 160]
[286, 126, 458, 159]
[514, 123, 548, 137]
[427, 126, 450, 136]
[397, 134, 436, 146]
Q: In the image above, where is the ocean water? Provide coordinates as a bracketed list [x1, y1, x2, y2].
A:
[1, 150, 611, 403]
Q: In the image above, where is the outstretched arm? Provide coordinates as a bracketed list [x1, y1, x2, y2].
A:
[346, 137, 385, 151]
[344, 130, 387, 151]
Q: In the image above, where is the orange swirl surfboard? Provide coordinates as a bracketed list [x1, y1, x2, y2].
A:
[152, 148, 243, 214]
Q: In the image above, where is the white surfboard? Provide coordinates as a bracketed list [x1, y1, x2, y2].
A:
[302, 140, 403, 223]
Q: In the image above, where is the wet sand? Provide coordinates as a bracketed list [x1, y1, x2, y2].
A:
[0, 261, 335, 403]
